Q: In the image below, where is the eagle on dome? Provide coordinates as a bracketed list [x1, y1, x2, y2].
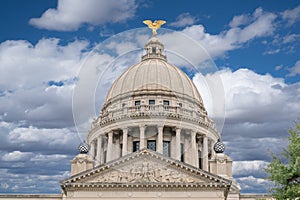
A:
[143, 20, 166, 36]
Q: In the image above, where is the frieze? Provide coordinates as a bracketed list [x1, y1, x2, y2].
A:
[86, 161, 199, 183]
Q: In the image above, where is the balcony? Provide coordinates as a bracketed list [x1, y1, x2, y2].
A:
[91, 104, 217, 131]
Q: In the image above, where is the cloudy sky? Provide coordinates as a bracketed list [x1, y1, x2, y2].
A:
[0, 0, 300, 194]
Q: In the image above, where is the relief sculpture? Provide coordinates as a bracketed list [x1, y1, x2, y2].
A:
[90, 161, 197, 183]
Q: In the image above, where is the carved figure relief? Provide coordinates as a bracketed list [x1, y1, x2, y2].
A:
[87, 161, 198, 183]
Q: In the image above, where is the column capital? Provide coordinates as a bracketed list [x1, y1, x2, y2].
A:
[98, 134, 103, 139]
[175, 127, 181, 134]
[191, 130, 197, 137]
[157, 125, 164, 131]
[139, 124, 146, 129]
[108, 131, 113, 137]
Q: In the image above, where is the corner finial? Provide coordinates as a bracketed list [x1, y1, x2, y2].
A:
[143, 20, 166, 36]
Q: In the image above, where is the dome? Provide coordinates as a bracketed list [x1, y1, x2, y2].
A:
[106, 59, 202, 103]
[105, 36, 203, 104]
[88, 30, 219, 172]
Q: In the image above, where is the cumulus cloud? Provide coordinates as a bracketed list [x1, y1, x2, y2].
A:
[2, 151, 33, 162]
[233, 160, 269, 177]
[8, 126, 77, 146]
[237, 176, 273, 193]
[281, 5, 300, 26]
[29, 0, 137, 31]
[0, 38, 88, 90]
[200, 68, 300, 124]
[288, 59, 300, 76]
[0, 38, 88, 128]
[180, 8, 276, 58]
[169, 13, 198, 27]
[229, 14, 251, 28]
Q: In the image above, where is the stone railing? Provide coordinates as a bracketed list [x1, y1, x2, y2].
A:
[91, 105, 217, 131]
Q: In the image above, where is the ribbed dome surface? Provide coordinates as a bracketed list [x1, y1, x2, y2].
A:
[106, 58, 203, 103]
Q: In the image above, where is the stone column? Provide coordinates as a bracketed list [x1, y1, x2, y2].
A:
[184, 134, 190, 164]
[140, 125, 146, 149]
[191, 131, 197, 167]
[107, 131, 113, 162]
[114, 133, 120, 160]
[122, 127, 128, 156]
[157, 126, 163, 154]
[96, 136, 103, 166]
[90, 140, 95, 160]
[175, 128, 181, 160]
[202, 136, 209, 171]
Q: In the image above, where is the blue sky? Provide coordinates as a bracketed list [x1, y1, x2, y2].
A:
[0, 0, 299, 194]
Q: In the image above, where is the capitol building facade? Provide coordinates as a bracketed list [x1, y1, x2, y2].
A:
[0, 25, 273, 200]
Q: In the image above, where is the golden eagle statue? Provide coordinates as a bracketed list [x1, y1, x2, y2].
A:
[143, 20, 166, 36]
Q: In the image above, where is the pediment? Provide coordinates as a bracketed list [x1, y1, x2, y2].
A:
[61, 149, 231, 188]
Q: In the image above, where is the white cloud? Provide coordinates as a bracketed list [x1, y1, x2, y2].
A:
[8, 126, 77, 146]
[229, 14, 251, 28]
[29, 0, 137, 31]
[106, 41, 139, 55]
[281, 5, 300, 26]
[275, 65, 283, 71]
[288, 59, 300, 76]
[2, 151, 33, 162]
[181, 8, 276, 58]
[264, 49, 280, 55]
[233, 160, 269, 177]
[193, 68, 299, 164]
[0, 38, 88, 90]
[170, 13, 198, 27]
[0, 38, 89, 128]
[237, 175, 273, 192]
[198, 68, 300, 124]
[282, 34, 300, 44]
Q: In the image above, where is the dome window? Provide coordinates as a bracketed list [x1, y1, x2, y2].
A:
[135, 100, 141, 106]
[133, 141, 140, 152]
[163, 100, 169, 106]
[163, 100, 169, 110]
[147, 140, 156, 151]
[163, 141, 170, 157]
[149, 100, 155, 105]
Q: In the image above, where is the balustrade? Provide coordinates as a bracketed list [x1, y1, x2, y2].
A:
[91, 104, 216, 132]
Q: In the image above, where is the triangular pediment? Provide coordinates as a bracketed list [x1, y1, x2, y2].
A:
[61, 149, 231, 189]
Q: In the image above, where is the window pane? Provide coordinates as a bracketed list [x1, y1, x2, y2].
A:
[198, 150, 202, 169]
[133, 141, 140, 152]
[120, 144, 123, 157]
[163, 141, 170, 157]
[135, 101, 141, 106]
[149, 100, 155, 105]
[163, 100, 169, 106]
[147, 140, 156, 151]
[181, 143, 184, 162]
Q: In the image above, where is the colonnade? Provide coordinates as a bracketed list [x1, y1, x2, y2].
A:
[89, 125, 213, 170]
